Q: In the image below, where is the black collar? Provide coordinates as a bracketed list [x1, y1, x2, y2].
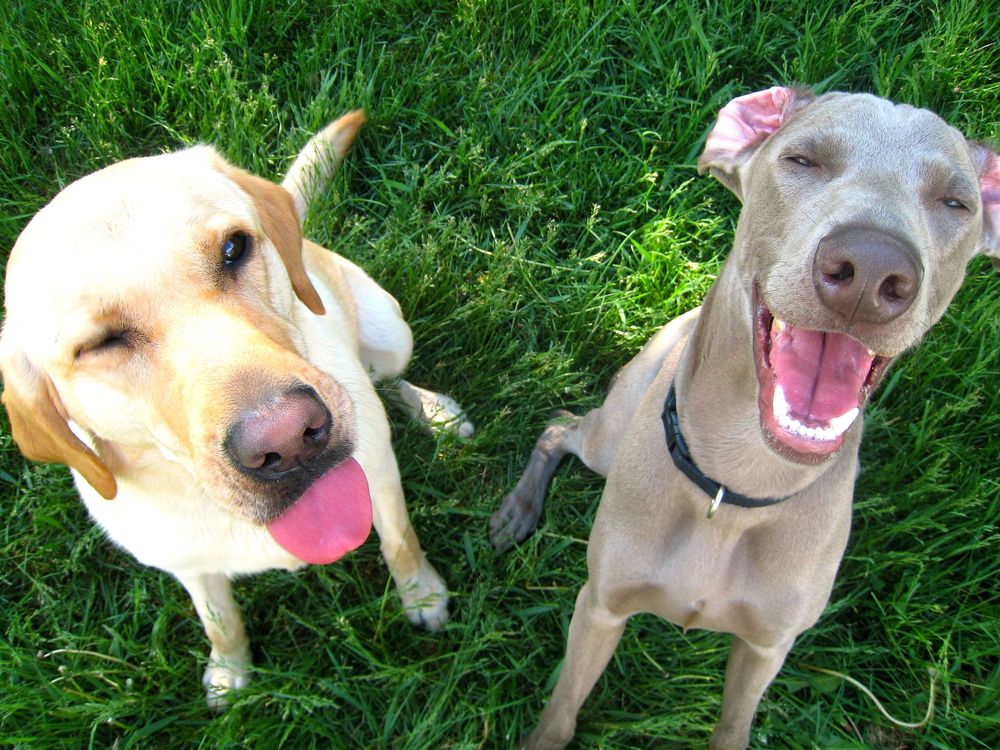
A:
[661, 382, 791, 517]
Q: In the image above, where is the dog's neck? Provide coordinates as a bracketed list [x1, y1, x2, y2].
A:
[671, 263, 860, 500]
[662, 381, 793, 514]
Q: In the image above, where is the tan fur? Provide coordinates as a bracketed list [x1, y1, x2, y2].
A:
[1, 355, 116, 498]
[220, 160, 326, 315]
[0, 111, 472, 708]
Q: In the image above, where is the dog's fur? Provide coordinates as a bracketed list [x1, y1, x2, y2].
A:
[491, 88, 1000, 748]
[1, 112, 472, 707]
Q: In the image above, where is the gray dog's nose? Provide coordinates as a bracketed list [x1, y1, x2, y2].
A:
[225, 385, 332, 480]
[813, 227, 921, 324]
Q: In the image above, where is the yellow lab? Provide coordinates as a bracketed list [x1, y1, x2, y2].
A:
[0, 112, 471, 707]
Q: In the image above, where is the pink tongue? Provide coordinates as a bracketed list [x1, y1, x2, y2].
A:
[770, 325, 874, 421]
[266, 457, 372, 565]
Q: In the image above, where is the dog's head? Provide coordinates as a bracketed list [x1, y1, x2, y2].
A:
[698, 86, 999, 463]
[1, 126, 371, 561]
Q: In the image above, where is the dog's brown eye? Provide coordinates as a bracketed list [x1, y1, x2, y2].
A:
[222, 233, 252, 266]
[942, 197, 969, 210]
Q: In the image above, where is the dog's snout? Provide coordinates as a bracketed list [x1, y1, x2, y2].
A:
[224, 386, 332, 480]
[813, 227, 921, 324]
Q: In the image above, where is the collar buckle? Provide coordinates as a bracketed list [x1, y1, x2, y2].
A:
[662, 381, 791, 516]
[707, 486, 725, 518]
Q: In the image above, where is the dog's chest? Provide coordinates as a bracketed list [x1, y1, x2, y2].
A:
[79, 471, 303, 577]
[596, 482, 847, 644]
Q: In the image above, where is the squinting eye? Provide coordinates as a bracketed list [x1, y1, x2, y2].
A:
[222, 233, 252, 266]
[785, 155, 817, 168]
[98, 332, 128, 349]
[76, 331, 129, 359]
[942, 198, 968, 210]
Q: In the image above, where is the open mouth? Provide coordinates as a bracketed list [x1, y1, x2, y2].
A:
[753, 285, 889, 462]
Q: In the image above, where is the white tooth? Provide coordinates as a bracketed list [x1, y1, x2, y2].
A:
[773, 384, 791, 419]
[828, 407, 860, 437]
[772, 318, 786, 334]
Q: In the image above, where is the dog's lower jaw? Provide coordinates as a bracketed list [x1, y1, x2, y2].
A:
[752, 283, 888, 465]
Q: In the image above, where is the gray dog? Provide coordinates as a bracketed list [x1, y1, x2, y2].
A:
[490, 86, 1000, 748]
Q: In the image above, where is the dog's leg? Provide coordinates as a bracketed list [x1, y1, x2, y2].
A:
[331, 257, 474, 438]
[390, 379, 475, 438]
[522, 582, 628, 750]
[368, 465, 450, 631]
[709, 636, 796, 750]
[176, 572, 252, 711]
[491, 316, 694, 551]
[489, 412, 584, 551]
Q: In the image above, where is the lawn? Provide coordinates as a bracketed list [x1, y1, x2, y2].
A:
[1, 0, 998, 748]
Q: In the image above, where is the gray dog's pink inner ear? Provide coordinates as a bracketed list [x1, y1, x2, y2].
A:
[770, 325, 873, 422]
[704, 86, 797, 157]
[266, 457, 373, 564]
[978, 149, 1000, 260]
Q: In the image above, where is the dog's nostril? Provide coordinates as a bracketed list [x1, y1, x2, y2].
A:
[880, 274, 916, 304]
[261, 452, 283, 471]
[831, 263, 854, 283]
[880, 278, 900, 302]
[303, 425, 326, 444]
[819, 259, 854, 285]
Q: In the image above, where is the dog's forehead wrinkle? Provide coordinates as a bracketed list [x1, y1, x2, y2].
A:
[793, 97, 966, 169]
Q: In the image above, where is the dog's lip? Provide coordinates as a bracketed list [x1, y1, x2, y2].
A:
[752, 284, 889, 463]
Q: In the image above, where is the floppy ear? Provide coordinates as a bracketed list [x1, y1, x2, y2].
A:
[224, 164, 326, 315]
[1, 353, 117, 499]
[697, 86, 813, 200]
[971, 143, 1000, 270]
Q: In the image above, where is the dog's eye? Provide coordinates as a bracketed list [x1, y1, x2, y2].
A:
[222, 233, 252, 266]
[941, 197, 969, 210]
[76, 331, 130, 359]
[784, 155, 817, 168]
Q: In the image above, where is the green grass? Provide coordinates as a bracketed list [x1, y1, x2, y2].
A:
[1, 0, 999, 747]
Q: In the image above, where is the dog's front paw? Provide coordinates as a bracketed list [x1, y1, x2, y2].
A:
[395, 380, 475, 438]
[202, 650, 252, 712]
[423, 392, 475, 439]
[489, 487, 542, 552]
[398, 561, 450, 631]
[520, 728, 572, 750]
